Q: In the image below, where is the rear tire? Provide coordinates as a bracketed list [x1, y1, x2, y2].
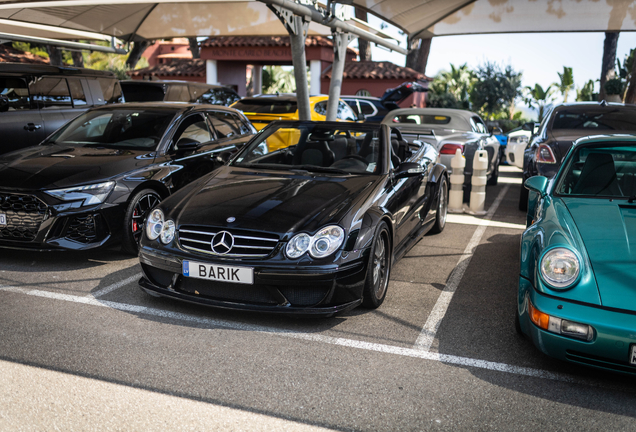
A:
[121, 188, 162, 255]
[430, 176, 448, 234]
[362, 222, 391, 308]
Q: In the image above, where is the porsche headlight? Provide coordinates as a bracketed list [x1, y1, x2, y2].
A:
[146, 208, 164, 241]
[540, 248, 580, 288]
[160, 220, 175, 244]
[285, 226, 345, 259]
[45, 181, 115, 206]
[309, 226, 345, 258]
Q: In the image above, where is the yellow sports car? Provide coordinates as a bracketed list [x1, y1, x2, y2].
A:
[232, 95, 359, 151]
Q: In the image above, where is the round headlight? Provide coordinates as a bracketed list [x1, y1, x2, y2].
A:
[146, 209, 164, 241]
[540, 247, 580, 288]
[160, 220, 175, 244]
[309, 225, 345, 259]
[286, 233, 311, 259]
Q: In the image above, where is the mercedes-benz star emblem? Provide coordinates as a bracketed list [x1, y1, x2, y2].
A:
[211, 231, 234, 254]
[226, 217, 236, 223]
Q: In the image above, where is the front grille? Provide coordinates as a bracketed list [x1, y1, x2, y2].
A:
[0, 193, 48, 242]
[65, 214, 99, 243]
[179, 225, 279, 258]
[179, 277, 279, 305]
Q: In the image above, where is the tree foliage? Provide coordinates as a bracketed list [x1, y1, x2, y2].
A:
[576, 80, 597, 101]
[556, 66, 574, 103]
[469, 62, 522, 120]
[524, 84, 556, 122]
[262, 66, 296, 94]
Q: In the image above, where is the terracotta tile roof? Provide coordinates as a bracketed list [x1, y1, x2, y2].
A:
[202, 35, 333, 48]
[0, 44, 48, 64]
[129, 59, 206, 78]
[322, 61, 427, 81]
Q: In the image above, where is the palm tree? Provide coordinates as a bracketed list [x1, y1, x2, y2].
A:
[556, 66, 574, 103]
[436, 63, 475, 109]
[524, 84, 556, 122]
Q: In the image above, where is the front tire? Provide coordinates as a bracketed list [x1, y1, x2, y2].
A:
[121, 188, 162, 255]
[362, 222, 391, 308]
[430, 176, 448, 234]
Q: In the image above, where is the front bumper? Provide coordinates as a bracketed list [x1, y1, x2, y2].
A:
[138, 245, 370, 316]
[519, 277, 636, 374]
[0, 190, 125, 251]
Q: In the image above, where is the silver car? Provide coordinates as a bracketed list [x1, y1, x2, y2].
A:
[382, 108, 501, 187]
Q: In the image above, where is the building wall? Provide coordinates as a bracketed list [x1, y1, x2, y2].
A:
[217, 61, 249, 96]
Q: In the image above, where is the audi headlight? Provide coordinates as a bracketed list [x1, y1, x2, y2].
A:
[540, 248, 580, 288]
[286, 226, 345, 259]
[146, 208, 164, 241]
[45, 181, 115, 206]
[160, 220, 175, 244]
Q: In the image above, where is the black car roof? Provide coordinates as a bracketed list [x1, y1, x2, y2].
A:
[0, 62, 116, 77]
[120, 80, 231, 90]
[90, 102, 241, 113]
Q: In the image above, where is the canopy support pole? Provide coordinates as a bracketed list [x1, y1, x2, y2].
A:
[326, 31, 355, 121]
[268, 4, 311, 120]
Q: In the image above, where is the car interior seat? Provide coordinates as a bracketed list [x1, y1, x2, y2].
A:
[572, 152, 621, 196]
[294, 140, 335, 167]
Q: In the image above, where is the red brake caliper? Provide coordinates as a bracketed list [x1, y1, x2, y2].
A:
[132, 209, 139, 232]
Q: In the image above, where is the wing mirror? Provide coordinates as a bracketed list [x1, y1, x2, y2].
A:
[394, 162, 424, 179]
[525, 176, 548, 197]
[175, 137, 201, 153]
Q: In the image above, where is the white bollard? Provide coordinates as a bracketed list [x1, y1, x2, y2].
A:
[448, 149, 465, 213]
[466, 150, 488, 215]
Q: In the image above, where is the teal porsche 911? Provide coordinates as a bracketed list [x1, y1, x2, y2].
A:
[518, 135, 636, 374]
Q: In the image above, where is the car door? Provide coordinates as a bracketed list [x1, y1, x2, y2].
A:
[29, 76, 73, 140]
[0, 75, 45, 154]
[206, 110, 254, 148]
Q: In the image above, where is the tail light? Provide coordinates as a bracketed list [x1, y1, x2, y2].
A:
[440, 143, 464, 155]
[536, 144, 557, 164]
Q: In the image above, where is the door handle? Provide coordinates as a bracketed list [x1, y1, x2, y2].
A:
[24, 123, 42, 132]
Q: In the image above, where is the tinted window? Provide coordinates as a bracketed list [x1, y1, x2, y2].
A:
[49, 108, 176, 149]
[67, 78, 87, 106]
[120, 82, 164, 102]
[197, 88, 240, 106]
[314, 101, 327, 116]
[172, 114, 212, 150]
[208, 111, 241, 138]
[337, 101, 357, 121]
[233, 99, 297, 114]
[165, 84, 190, 102]
[359, 101, 377, 116]
[552, 109, 636, 131]
[471, 116, 487, 134]
[392, 114, 451, 125]
[343, 99, 360, 116]
[30, 77, 72, 108]
[0, 77, 30, 111]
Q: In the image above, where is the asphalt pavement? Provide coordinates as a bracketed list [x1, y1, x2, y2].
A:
[1, 166, 635, 431]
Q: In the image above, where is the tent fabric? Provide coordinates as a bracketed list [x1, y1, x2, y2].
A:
[0, 1, 332, 41]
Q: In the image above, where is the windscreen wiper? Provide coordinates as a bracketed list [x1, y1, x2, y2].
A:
[292, 165, 348, 174]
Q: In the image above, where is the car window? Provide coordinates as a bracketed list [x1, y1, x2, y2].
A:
[197, 88, 240, 106]
[172, 114, 212, 150]
[30, 77, 72, 108]
[207, 111, 241, 138]
[98, 78, 123, 104]
[552, 109, 636, 131]
[314, 101, 327, 116]
[165, 84, 190, 102]
[67, 78, 87, 107]
[233, 99, 296, 114]
[337, 101, 357, 121]
[471, 116, 487, 134]
[359, 101, 377, 116]
[392, 114, 450, 125]
[0, 77, 30, 111]
[49, 108, 176, 149]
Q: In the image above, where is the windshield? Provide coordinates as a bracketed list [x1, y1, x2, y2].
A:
[233, 99, 297, 114]
[552, 109, 636, 131]
[232, 122, 383, 175]
[48, 108, 177, 149]
[556, 142, 636, 198]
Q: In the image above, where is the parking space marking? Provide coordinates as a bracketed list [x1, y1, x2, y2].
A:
[90, 273, 142, 299]
[413, 184, 511, 352]
[447, 213, 526, 230]
[0, 283, 593, 387]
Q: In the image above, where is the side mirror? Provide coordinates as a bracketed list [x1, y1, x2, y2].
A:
[175, 137, 201, 153]
[394, 162, 424, 179]
[525, 175, 548, 197]
[521, 122, 536, 132]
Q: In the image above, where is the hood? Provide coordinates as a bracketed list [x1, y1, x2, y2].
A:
[174, 167, 376, 236]
[0, 144, 155, 190]
[564, 197, 636, 311]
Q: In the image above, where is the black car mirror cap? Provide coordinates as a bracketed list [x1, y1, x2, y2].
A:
[525, 175, 549, 197]
[175, 138, 201, 152]
[394, 162, 424, 179]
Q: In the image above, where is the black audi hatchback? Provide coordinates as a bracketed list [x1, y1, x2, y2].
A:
[0, 103, 255, 253]
[138, 121, 448, 315]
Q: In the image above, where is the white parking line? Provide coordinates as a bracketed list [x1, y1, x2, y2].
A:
[447, 213, 526, 230]
[413, 184, 511, 352]
[90, 273, 142, 299]
[0, 283, 591, 386]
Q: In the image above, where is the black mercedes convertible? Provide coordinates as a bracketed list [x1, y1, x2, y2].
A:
[138, 121, 448, 315]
